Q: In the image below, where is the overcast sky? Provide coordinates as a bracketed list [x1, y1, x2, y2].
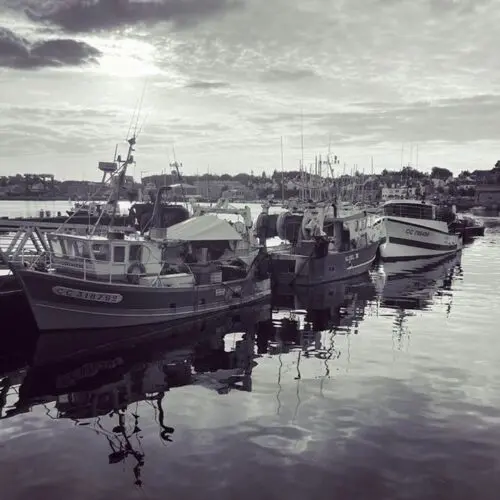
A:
[1, 0, 499, 180]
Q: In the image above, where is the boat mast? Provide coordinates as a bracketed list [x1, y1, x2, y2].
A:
[300, 110, 304, 201]
[280, 136, 285, 203]
[110, 136, 136, 228]
[92, 135, 136, 234]
[170, 157, 188, 209]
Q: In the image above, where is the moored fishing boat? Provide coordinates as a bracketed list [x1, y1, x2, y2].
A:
[377, 199, 462, 261]
[436, 204, 485, 243]
[0, 160, 189, 235]
[268, 201, 381, 286]
[10, 136, 271, 332]
[452, 214, 485, 242]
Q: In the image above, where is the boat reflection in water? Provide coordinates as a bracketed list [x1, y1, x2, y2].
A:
[374, 252, 462, 311]
[263, 253, 461, 364]
[263, 274, 377, 359]
[272, 274, 377, 332]
[0, 303, 271, 486]
[373, 252, 462, 344]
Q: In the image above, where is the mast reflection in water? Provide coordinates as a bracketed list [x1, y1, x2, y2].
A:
[0, 304, 271, 486]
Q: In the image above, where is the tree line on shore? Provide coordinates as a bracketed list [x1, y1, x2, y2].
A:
[1, 161, 499, 199]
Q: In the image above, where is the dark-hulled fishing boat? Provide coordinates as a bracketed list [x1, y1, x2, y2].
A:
[10, 136, 271, 332]
[267, 201, 381, 286]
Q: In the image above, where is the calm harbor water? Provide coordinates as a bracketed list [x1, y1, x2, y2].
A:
[1, 201, 500, 499]
[0, 199, 129, 219]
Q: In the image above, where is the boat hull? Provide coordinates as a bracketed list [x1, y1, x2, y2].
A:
[0, 272, 22, 297]
[450, 216, 485, 242]
[379, 216, 462, 261]
[460, 224, 485, 242]
[270, 241, 379, 286]
[13, 268, 271, 332]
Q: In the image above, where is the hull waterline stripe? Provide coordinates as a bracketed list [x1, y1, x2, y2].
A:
[33, 291, 271, 318]
[381, 250, 459, 262]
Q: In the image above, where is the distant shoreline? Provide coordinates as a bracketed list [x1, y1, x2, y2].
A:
[0, 196, 69, 202]
[0, 196, 107, 202]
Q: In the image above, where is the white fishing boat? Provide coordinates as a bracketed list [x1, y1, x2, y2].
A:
[376, 199, 462, 261]
[10, 136, 271, 332]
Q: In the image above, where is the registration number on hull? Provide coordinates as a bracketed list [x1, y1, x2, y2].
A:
[345, 252, 359, 263]
[405, 228, 430, 237]
[52, 286, 123, 304]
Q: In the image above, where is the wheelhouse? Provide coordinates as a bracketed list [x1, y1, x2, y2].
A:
[46, 233, 163, 282]
[326, 211, 373, 252]
[383, 200, 436, 220]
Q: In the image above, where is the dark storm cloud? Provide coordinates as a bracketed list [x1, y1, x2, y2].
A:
[18, 0, 241, 32]
[0, 27, 101, 69]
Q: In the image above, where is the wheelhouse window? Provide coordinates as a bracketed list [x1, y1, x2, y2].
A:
[384, 203, 434, 220]
[92, 243, 110, 261]
[48, 235, 66, 257]
[67, 241, 80, 259]
[113, 245, 126, 263]
[74, 240, 91, 259]
[129, 245, 142, 262]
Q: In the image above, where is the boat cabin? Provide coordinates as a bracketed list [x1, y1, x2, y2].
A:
[382, 199, 436, 220]
[327, 212, 373, 252]
[44, 214, 252, 286]
[46, 232, 164, 283]
[294, 210, 374, 255]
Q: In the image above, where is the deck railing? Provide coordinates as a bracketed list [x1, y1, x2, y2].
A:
[30, 247, 256, 286]
[47, 254, 135, 283]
